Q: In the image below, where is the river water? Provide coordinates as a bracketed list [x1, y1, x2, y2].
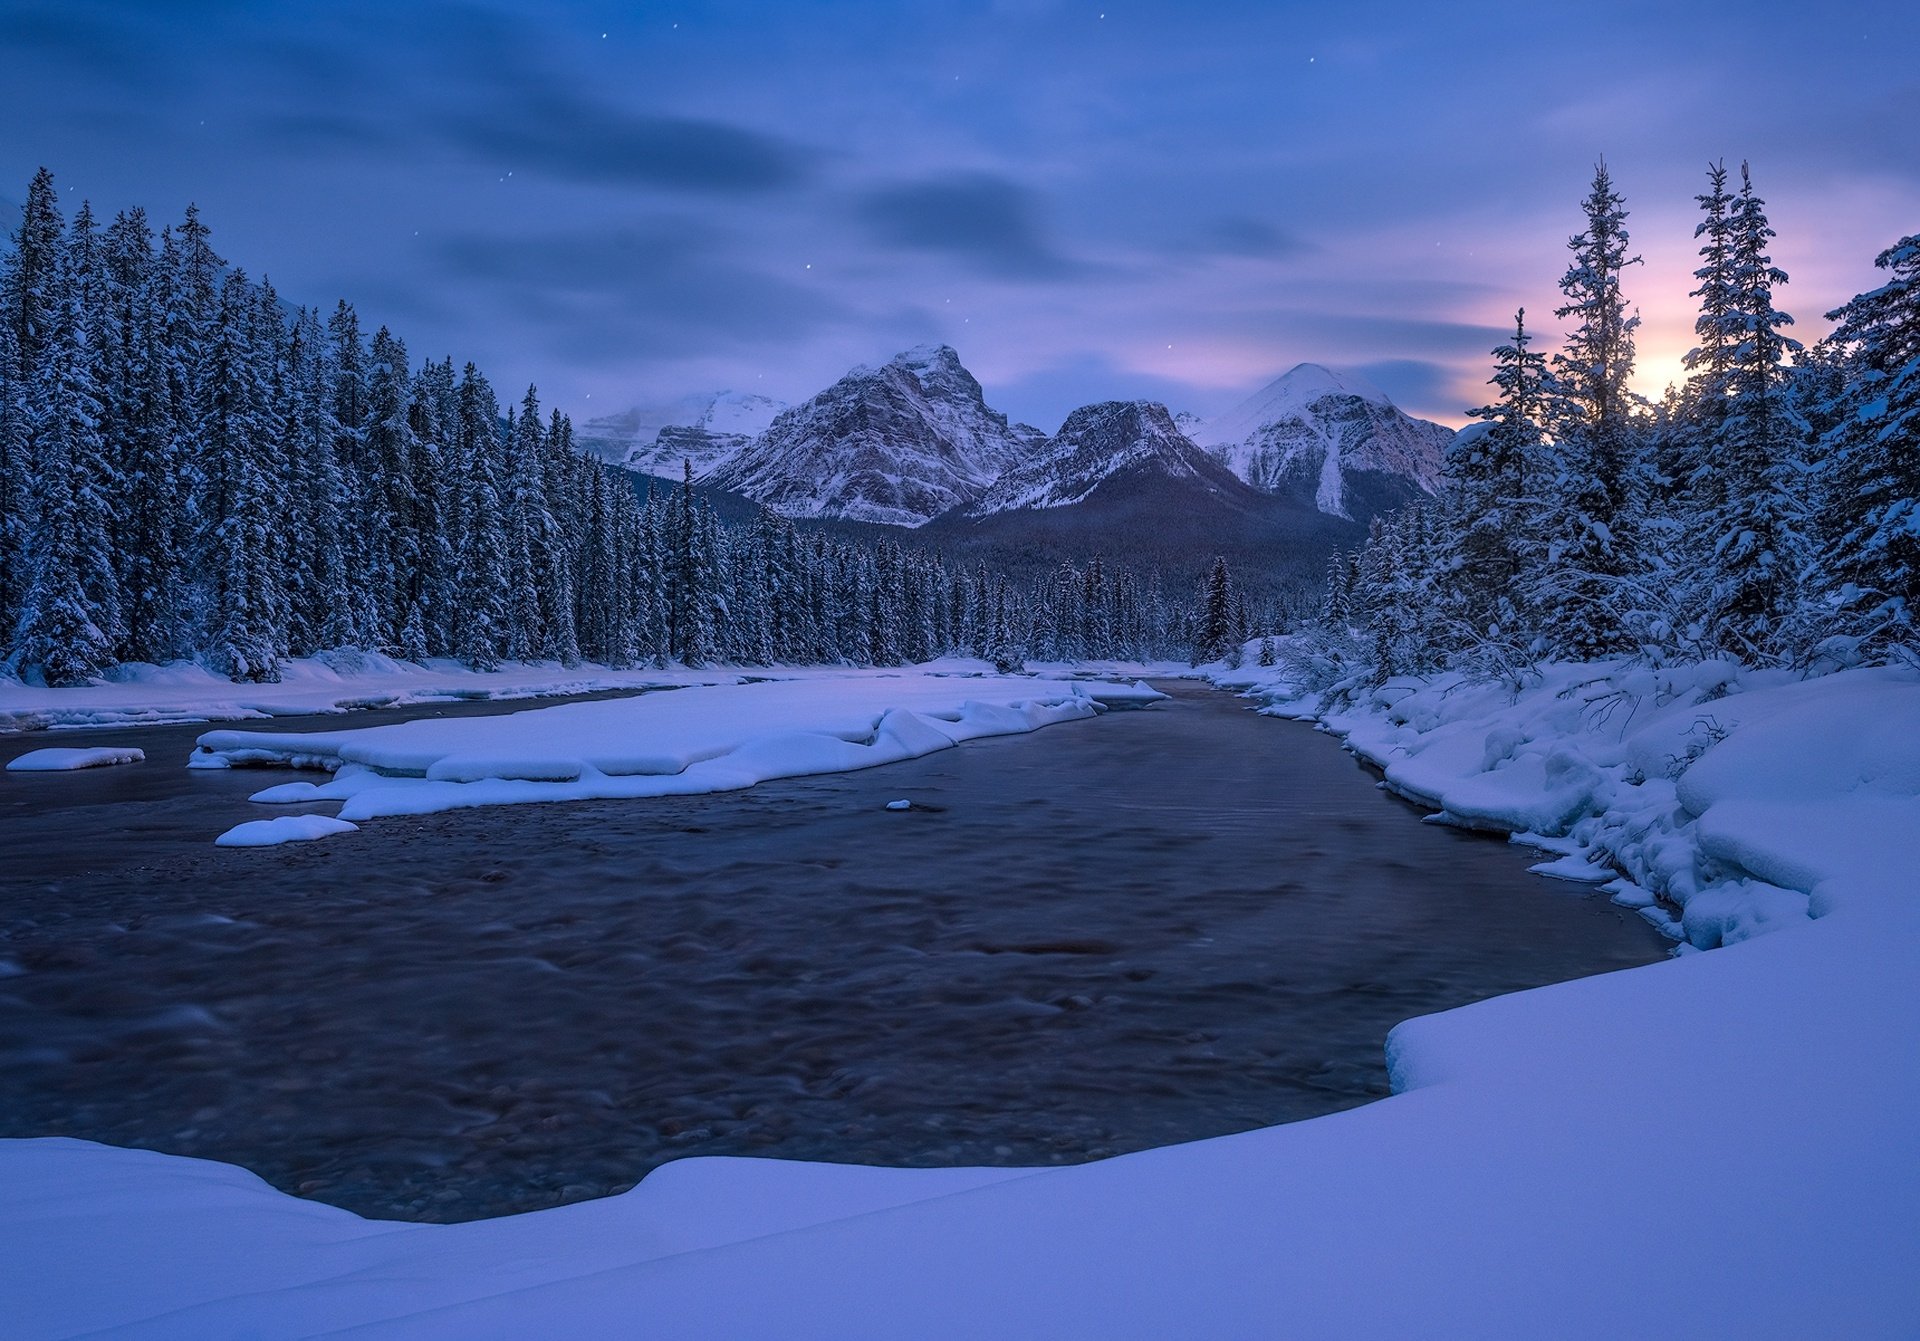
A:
[0, 680, 1669, 1222]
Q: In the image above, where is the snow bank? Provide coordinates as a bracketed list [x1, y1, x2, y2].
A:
[192, 674, 1128, 832]
[214, 815, 361, 848]
[4, 659, 1916, 1337]
[1216, 654, 1920, 951]
[5, 745, 145, 771]
[0, 650, 759, 732]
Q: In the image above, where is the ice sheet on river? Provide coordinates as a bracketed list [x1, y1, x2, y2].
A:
[195, 673, 1161, 833]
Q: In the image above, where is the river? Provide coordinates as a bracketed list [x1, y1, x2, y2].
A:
[0, 680, 1669, 1222]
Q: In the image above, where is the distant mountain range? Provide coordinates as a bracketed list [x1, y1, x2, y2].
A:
[710, 345, 1045, 527]
[586, 346, 1456, 599]
[575, 389, 788, 479]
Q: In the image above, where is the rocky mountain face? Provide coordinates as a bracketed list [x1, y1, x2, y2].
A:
[957, 400, 1248, 516]
[575, 390, 787, 480]
[1197, 363, 1451, 519]
[710, 345, 1044, 527]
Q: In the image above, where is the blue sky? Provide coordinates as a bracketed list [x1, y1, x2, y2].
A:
[3, 0, 1917, 428]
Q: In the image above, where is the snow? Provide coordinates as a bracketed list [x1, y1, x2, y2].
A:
[192, 673, 1137, 831]
[961, 401, 1229, 514]
[0, 650, 781, 733]
[5, 744, 144, 771]
[574, 389, 787, 477]
[4, 659, 1916, 1336]
[1193, 363, 1451, 514]
[712, 345, 1039, 526]
[214, 814, 360, 847]
[1198, 362, 1393, 448]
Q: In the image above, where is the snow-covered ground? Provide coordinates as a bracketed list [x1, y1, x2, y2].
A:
[0, 651, 756, 732]
[2, 656, 1915, 1337]
[194, 672, 1161, 841]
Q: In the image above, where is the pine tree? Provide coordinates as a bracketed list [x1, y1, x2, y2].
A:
[1, 169, 66, 640]
[1449, 309, 1551, 641]
[1538, 160, 1647, 659]
[14, 237, 116, 684]
[1194, 555, 1234, 663]
[1702, 163, 1809, 660]
[454, 364, 509, 668]
[324, 300, 372, 646]
[1672, 161, 1740, 508]
[503, 395, 547, 660]
[202, 270, 281, 682]
[1819, 233, 1920, 654]
[104, 206, 186, 663]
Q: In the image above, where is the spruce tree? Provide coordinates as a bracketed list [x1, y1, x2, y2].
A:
[1702, 163, 1808, 660]
[1450, 309, 1550, 640]
[1538, 161, 1647, 659]
[14, 243, 116, 684]
[1819, 233, 1920, 654]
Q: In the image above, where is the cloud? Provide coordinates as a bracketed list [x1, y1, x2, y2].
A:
[1347, 359, 1470, 416]
[857, 173, 1092, 280]
[428, 221, 853, 366]
[441, 91, 812, 193]
[1192, 216, 1309, 259]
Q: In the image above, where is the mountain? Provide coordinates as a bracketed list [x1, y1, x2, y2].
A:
[575, 390, 787, 479]
[956, 400, 1247, 516]
[710, 345, 1044, 527]
[1197, 363, 1452, 519]
[926, 400, 1364, 602]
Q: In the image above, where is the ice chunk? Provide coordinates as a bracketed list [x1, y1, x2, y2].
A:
[6, 746, 145, 772]
[248, 782, 327, 804]
[214, 815, 359, 848]
[886, 799, 912, 811]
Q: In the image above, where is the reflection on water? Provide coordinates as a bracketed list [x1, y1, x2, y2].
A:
[0, 682, 1669, 1222]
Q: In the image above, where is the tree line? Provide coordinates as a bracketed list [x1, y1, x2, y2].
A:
[1317, 159, 1918, 680]
[0, 169, 1214, 686]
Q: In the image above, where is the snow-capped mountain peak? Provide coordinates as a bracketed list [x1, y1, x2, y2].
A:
[960, 399, 1245, 515]
[710, 345, 1043, 527]
[1200, 363, 1392, 450]
[575, 389, 788, 479]
[1198, 364, 1448, 520]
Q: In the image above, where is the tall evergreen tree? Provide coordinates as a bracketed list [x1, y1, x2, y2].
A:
[1537, 160, 1647, 658]
[1701, 163, 1808, 659]
[1819, 233, 1920, 654]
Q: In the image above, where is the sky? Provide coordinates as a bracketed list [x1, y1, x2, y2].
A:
[2, 0, 1917, 432]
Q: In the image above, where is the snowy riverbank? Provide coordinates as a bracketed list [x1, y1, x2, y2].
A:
[2, 660, 1915, 1337]
[191, 671, 1164, 841]
[0, 651, 750, 732]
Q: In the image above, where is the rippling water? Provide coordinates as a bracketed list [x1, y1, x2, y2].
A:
[0, 681, 1669, 1222]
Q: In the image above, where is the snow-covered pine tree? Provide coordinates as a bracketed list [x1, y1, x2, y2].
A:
[362, 326, 416, 648]
[251, 278, 296, 663]
[404, 356, 457, 655]
[1701, 163, 1809, 661]
[56, 199, 125, 655]
[503, 394, 548, 661]
[202, 269, 281, 682]
[1671, 161, 1739, 510]
[452, 364, 508, 668]
[1818, 232, 1920, 657]
[103, 206, 187, 664]
[13, 228, 117, 684]
[1193, 555, 1234, 664]
[537, 407, 581, 665]
[1448, 308, 1551, 644]
[324, 300, 371, 647]
[1537, 161, 1648, 659]
[1, 169, 67, 642]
